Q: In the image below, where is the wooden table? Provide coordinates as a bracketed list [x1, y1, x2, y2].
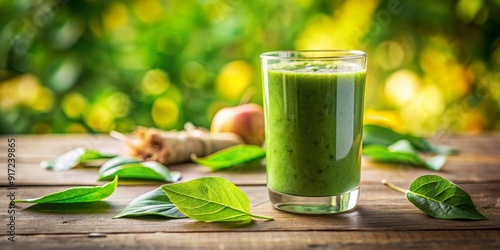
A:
[1, 134, 499, 249]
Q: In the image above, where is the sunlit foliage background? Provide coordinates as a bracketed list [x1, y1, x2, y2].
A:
[1, 0, 499, 135]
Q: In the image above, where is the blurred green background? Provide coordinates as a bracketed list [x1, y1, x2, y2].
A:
[1, 0, 499, 135]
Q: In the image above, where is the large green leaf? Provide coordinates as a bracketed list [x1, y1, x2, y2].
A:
[162, 177, 273, 223]
[16, 176, 118, 203]
[40, 147, 117, 171]
[363, 140, 447, 171]
[98, 157, 141, 170]
[114, 187, 186, 219]
[98, 157, 181, 182]
[363, 124, 410, 147]
[406, 175, 487, 220]
[191, 145, 266, 171]
[363, 124, 458, 154]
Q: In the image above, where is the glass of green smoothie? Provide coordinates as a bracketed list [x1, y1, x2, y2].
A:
[260, 50, 367, 214]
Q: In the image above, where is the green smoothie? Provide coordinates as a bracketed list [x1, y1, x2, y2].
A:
[264, 62, 366, 197]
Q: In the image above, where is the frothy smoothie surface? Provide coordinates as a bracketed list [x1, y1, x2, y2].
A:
[264, 62, 366, 196]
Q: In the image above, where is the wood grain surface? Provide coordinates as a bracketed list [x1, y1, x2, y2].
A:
[3, 231, 500, 250]
[0, 134, 499, 249]
[2, 134, 499, 186]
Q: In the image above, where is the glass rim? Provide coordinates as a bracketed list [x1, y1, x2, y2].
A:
[260, 50, 367, 60]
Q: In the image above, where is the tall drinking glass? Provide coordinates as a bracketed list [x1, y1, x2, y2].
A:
[260, 50, 367, 214]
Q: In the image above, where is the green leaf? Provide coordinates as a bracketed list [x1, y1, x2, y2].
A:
[40, 147, 117, 171]
[114, 187, 186, 219]
[429, 144, 459, 155]
[162, 177, 273, 223]
[363, 140, 447, 171]
[16, 176, 118, 203]
[98, 156, 141, 169]
[406, 175, 487, 220]
[191, 145, 266, 171]
[98, 157, 181, 182]
[363, 124, 458, 154]
[363, 124, 408, 147]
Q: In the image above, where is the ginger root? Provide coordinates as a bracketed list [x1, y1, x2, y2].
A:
[113, 123, 244, 165]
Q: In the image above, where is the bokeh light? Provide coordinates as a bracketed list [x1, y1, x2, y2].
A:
[152, 97, 179, 129]
[384, 69, 421, 106]
[216, 60, 254, 101]
[134, 0, 163, 24]
[103, 3, 129, 32]
[62, 91, 88, 119]
[142, 69, 170, 96]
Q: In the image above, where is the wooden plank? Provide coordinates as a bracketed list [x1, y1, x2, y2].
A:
[2, 154, 500, 186]
[0, 136, 127, 163]
[0, 133, 120, 146]
[3, 230, 500, 250]
[4, 133, 494, 158]
[0, 162, 266, 186]
[0, 134, 267, 186]
[362, 153, 500, 184]
[427, 134, 500, 155]
[2, 133, 500, 162]
[1, 133, 500, 186]
[2, 184, 499, 235]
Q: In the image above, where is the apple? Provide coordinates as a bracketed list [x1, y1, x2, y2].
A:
[210, 103, 265, 146]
